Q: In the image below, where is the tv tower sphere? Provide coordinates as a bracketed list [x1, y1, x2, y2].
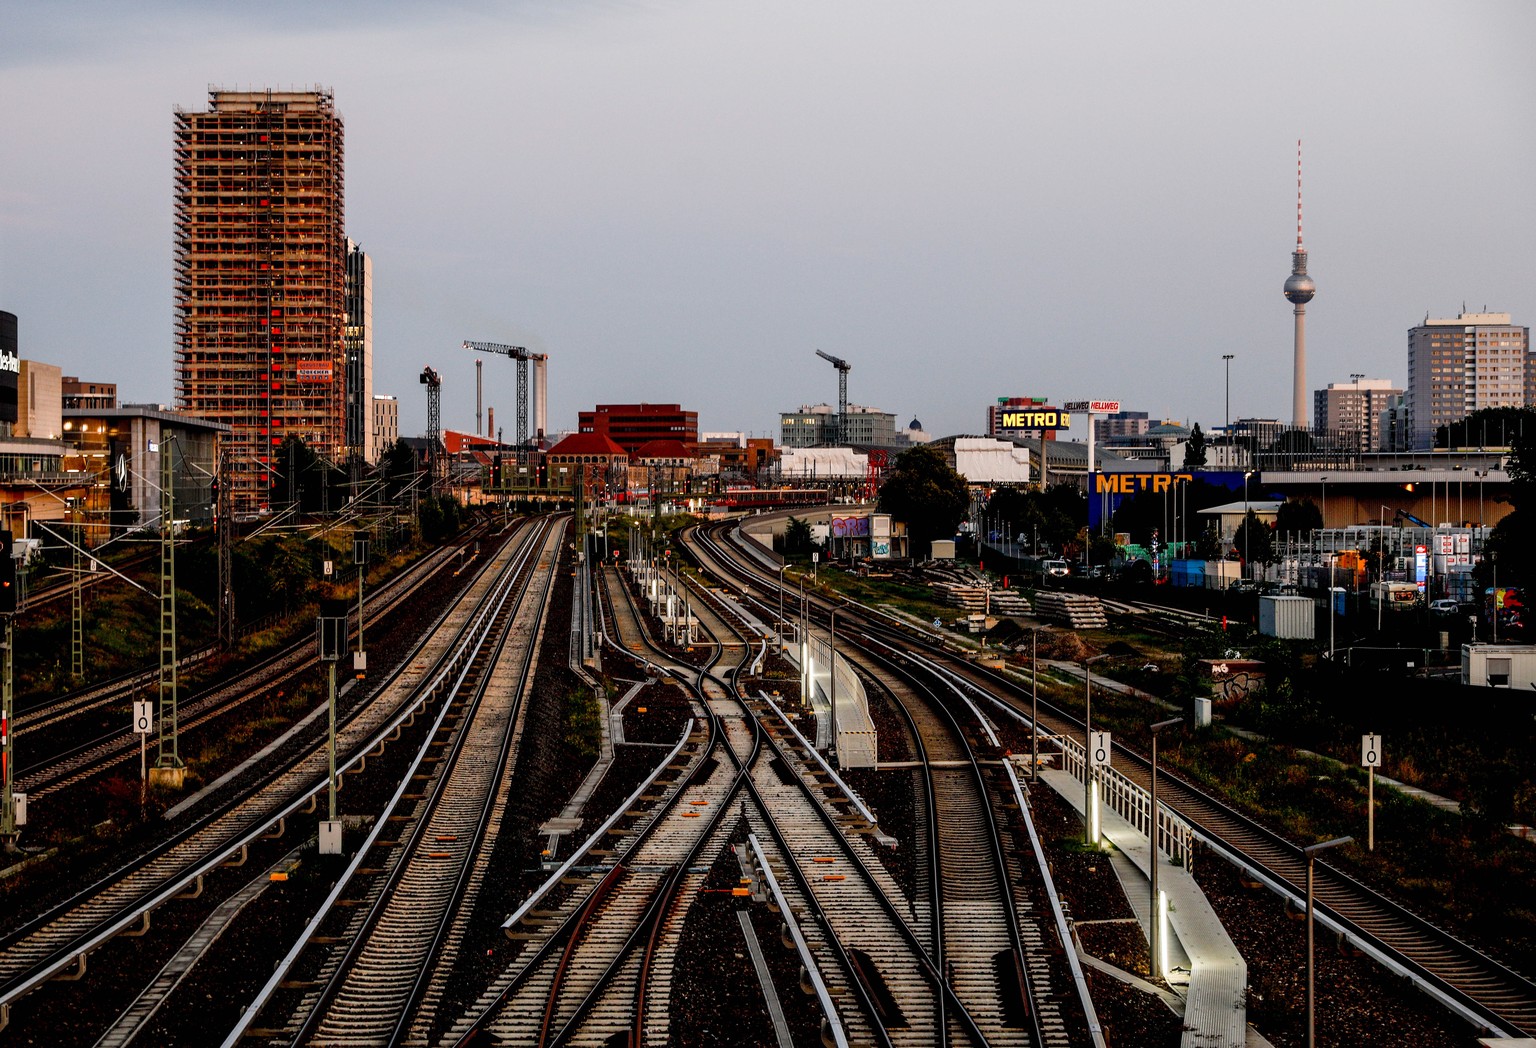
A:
[1284, 258, 1316, 303]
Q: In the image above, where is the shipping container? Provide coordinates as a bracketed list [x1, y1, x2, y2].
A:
[1259, 595, 1315, 640]
[1462, 644, 1536, 688]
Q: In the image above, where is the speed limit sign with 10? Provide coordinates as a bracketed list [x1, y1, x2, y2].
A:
[1090, 731, 1111, 768]
[1361, 734, 1381, 768]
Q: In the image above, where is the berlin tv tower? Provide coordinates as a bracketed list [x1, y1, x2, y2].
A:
[1283, 141, 1316, 429]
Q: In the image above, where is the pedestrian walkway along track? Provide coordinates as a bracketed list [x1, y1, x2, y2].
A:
[854, 595, 1536, 1039]
[0, 521, 542, 1035]
[217, 517, 564, 1046]
[17, 535, 474, 797]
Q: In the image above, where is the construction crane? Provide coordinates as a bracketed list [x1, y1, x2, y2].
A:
[420, 366, 443, 495]
[815, 349, 851, 446]
[462, 341, 549, 453]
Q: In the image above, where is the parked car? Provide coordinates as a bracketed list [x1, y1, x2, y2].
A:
[1229, 579, 1259, 594]
[1429, 598, 1460, 616]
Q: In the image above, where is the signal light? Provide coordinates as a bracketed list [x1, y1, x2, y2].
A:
[0, 530, 15, 615]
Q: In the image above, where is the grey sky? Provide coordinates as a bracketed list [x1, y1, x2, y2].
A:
[4, 1, 1534, 443]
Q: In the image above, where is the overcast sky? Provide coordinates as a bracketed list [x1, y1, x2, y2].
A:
[4, 1, 1534, 443]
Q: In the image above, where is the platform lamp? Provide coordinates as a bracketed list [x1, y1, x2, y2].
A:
[353, 531, 370, 678]
[1148, 716, 1183, 980]
[1304, 835, 1352, 1048]
[1083, 643, 1139, 846]
[316, 599, 350, 855]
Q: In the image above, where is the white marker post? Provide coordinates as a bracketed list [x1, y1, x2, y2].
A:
[1361, 733, 1381, 851]
[133, 700, 153, 784]
[1089, 730, 1111, 845]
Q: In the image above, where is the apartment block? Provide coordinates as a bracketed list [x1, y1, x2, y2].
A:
[173, 88, 347, 511]
[371, 394, 399, 459]
[1313, 378, 1400, 451]
[1406, 311, 1529, 449]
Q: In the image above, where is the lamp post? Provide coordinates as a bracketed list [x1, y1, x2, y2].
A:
[1148, 716, 1184, 980]
[1242, 471, 1255, 581]
[1304, 836, 1353, 1048]
[1030, 628, 1040, 780]
[776, 563, 789, 648]
[828, 605, 840, 766]
[1350, 373, 1365, 453]
[1083, 650, 1132, 845]
[1222, 353, 1235, 438]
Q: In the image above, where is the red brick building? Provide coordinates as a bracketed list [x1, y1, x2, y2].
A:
[578, 403, 697, 457]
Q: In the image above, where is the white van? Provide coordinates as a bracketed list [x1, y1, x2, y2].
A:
[1041, 559, 1070, 577]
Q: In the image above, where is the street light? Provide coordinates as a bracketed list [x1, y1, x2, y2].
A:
[828, 604, 841, 767]
[1303, 836, 1353, 1048]
[776, 563, 789, 648]
[1222, 353, 1235, 439]
[1030, 628, 1040, 780]
[1242, 470, 1255, 581]
[1083, 645, 1137, 845]
[1350, 373, 1365, 453]
[1148, 715, 1184, 980]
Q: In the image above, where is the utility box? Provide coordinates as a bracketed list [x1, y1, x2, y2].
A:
[931, 539, 956, 560]
[1259, 595, 1315, 640]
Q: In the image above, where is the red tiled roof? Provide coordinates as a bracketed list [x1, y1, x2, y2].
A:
[633, 439, 694, 461]
[547, 431, 627, 457]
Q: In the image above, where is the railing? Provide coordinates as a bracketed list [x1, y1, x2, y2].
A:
[1057, 731, 1195, 871]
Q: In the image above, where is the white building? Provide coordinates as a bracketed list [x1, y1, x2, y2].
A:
[370, 395, 399, 460]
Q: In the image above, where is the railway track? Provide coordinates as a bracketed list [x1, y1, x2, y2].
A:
[695, 517, 1536, 1039]
[0, 521, 536, 1037]
[223, 516, 564, 1045]
[14, 534, 476, 801]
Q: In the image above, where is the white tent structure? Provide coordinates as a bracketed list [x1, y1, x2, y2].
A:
[952, 436, 1032, 485]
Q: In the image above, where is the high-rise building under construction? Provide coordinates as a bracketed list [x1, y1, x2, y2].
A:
[173, 88, 346, 511]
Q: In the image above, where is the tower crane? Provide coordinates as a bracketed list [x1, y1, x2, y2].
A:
[419, 366, 443, 495]
[462, 341, 549, 454]
[815, 349, 851, 446]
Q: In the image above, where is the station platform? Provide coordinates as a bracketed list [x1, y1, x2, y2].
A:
[1037, 767, 1270, 1048]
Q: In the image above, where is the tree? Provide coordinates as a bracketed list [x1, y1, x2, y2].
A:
[1182, 423, 1208, 469]
[782, 515, 814, 556]
[1478, 413, 1536, 588]
[382, 438, 421, 502]
[1233, 510, 1275, 566]
[1435, 406, 1533, 450]
[877, 445, 970, 559]
[1274, 498, 1323, 539]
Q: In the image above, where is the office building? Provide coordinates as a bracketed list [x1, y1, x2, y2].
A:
[779, 403, 906, 448]
[344, 240, 373, 462]
[16, 360, 62, 440]
[1406, 311, 1529, 449]
[62, 377, 117, 411]
[1313, 378, 1400, 451]
[578, 404, 697, 457]
[173, 88, 347, 511]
